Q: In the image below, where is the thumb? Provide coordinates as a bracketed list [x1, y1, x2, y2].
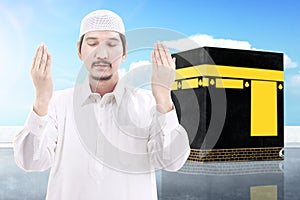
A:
[172, 57, 176, 65]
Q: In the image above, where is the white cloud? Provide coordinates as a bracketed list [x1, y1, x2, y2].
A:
[164, 34, 297, 69]
[164, 34, 252, 52]
[118, 60, 152, 88]
[284, 54, 298, 69]
[129, 60, 151, 71]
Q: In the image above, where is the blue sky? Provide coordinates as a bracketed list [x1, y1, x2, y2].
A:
[0, 0, 299, 125]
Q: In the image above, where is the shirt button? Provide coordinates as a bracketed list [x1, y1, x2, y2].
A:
[38, 124, 44, 129]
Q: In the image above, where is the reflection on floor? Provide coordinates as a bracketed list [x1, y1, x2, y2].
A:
[157, 160, 284, 200]
[1, 148, 300, 200]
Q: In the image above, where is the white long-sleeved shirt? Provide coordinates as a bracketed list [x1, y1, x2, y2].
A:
[13, 79, 190, 200]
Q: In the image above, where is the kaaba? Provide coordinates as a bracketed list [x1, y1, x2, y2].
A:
[171, 47, 284, 162]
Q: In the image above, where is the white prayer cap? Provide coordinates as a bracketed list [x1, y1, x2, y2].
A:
[79, 10, 125, 38]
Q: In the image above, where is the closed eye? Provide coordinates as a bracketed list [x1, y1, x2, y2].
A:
[87, 43, 98, 46]
[107, 42, 117, 47]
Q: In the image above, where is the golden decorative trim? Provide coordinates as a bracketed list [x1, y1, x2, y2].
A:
[175, 64, 284, 82]
[188, 147, 283, 162]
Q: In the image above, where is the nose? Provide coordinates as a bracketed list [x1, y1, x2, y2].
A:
[94, 44, 108, 59]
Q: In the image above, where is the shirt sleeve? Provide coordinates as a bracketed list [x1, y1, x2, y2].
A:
[13, 102, 59, 172]
[148, 106, 190, 172]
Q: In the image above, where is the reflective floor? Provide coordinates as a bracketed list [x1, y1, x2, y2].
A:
[1, 147, 299, 200]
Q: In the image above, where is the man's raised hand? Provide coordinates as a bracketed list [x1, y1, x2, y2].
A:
[151, 41, 176, 113]
[30, 44, 53, 116]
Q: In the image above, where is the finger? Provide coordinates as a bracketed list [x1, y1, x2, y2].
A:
[151, 50, 159, 74]
[31, 45, 39, 71]
[157, 42, 171, 67]
[154, 42, 163, 66]
[35, 44, 45, 71]
[172, 57, 176, 70]
[44, 52, 52, 75]
[162, 43, 174, 67]
[39, 45, 48, 72]
[151, 50, 157, 66]
[31, 45, 43, 71]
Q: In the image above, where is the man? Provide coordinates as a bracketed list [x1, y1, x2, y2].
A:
[13, 10, 190, 200]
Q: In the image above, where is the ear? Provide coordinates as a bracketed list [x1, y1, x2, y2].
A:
[77, 41, 82, 61]
[122, 44, 128, 62]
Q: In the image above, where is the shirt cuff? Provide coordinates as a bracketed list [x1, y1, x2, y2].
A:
[26, 110, 49, 137]
[158, 108, 180, 136]
[157, 108, 181, 160]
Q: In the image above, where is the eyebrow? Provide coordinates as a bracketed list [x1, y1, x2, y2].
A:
[85, 37, 120, 42]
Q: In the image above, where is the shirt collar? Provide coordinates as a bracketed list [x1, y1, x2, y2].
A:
[75, 77, 125, 106]
[113, 78, 125, 106]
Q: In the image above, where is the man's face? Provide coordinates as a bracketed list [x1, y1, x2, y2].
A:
[78, 30, 126, 81]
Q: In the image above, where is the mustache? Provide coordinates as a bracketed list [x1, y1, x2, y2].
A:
[91, 60, 112, 68]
